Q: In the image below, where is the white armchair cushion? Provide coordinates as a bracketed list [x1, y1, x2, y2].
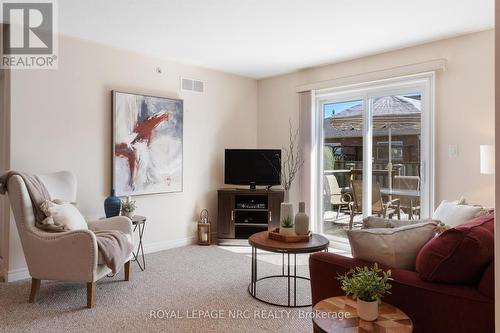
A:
[40, 200, 88, 231]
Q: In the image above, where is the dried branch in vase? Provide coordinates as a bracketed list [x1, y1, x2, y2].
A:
[280, 120, 304, 192]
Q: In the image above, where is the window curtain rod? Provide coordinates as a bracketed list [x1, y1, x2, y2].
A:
[295, 58, 446, 93]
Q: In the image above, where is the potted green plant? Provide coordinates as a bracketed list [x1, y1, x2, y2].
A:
[279, 216, 295, 236]
[121, 196, 137, 218]
[337, 263, 393, 321]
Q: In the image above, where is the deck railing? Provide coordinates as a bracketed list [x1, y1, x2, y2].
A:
[325, 161, 420, 188]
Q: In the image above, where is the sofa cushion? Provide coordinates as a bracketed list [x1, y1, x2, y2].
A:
[432, 200, 482, 227]
[347, 222, 438, 270]
[416, 212, 494, 284]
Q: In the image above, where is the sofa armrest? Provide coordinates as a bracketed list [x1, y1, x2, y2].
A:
[25, 229, 98, 282]
[478, 260, 494, 299]
[87, 216, 133, 236]
[309, 252, 374, 306]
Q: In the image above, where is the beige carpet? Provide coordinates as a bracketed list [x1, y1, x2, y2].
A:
[0, 245, 316, 333]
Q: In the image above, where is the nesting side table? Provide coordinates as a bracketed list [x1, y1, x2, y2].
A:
[248, 231, 330, 307]
[313, 296, 413, 333]
[130, 215, 146, 271]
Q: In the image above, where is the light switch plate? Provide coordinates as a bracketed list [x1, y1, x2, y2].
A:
[448, 144, 458, 158]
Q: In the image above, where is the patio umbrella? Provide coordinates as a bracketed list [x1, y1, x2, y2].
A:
[330, 95, 421, 192]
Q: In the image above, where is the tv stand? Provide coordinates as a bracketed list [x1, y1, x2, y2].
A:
[217, 188, 284, 243]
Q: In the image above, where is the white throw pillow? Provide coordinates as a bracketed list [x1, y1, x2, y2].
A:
[40, 200, 88, 231]
[432, 200, 482, 227]
[347, 222, 438, 270]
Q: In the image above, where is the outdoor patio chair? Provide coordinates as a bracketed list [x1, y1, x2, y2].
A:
[394, 175, 420, 220]
[349, 179, 401, 229]
[324, 174, 351, 219]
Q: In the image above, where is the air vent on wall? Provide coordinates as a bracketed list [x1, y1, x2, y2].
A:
[181, 77, 205, 93]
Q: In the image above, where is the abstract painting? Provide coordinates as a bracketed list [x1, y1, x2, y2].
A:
[113, 91, 183, 196]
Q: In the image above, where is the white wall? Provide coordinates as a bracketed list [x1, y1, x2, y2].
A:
[6, 35, 258, 278]
[0, 56, 10, 281]
[257, 30, 495, 209]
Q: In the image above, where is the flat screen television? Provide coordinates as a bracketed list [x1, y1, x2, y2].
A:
[224, 149, 281, 189]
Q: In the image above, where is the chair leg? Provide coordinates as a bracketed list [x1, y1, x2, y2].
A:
[87, 282, 95, 308]
[29, 278, 41, 303]
[124, 261, 131, 281]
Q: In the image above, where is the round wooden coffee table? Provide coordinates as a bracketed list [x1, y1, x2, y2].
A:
[313, 296, 413, 333]
[248, 231, 329, 308]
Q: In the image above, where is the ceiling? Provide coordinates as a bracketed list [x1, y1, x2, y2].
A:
[55, 0, 494, 79]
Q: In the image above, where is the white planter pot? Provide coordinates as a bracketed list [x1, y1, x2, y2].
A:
[123, 211, 134, 218]
[279, 227, 295, 236]
[280, 202, 294, 223]
[357, 299, 378, 321]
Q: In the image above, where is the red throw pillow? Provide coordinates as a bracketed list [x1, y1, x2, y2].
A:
[416, 212, 494, 284]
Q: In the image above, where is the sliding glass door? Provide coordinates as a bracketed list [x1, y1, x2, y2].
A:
[315, 75, 433, 242]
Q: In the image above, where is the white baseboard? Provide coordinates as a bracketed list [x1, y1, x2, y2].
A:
[7, 267, 30, 282]
[142, 236, 197, 254]
[5, 236, 197, 282]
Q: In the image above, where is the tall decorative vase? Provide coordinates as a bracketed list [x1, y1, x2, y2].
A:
[104, 189, 121, 218]
[283, 189, 290, 202]
[294, 202, 309, 235]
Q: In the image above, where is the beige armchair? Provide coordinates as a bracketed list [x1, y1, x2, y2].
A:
[6, 171, 133, 308]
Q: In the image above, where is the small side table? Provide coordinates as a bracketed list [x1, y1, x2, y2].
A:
[247, 231, 330, 307]
[312, 296, 413, 333]
[131, 215, 146, 271]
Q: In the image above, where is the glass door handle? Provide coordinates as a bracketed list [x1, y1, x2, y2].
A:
[421, 160, 425, 184]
